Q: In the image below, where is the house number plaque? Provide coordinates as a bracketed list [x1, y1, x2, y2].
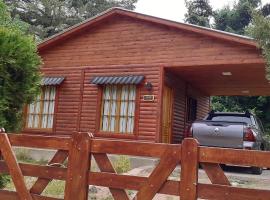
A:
[143, 95, 155, 102]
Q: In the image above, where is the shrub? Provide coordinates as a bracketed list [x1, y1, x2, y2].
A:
[0, 174, 10, 189]
[0, 0, 41, 132]
[113, 155, 131, 174]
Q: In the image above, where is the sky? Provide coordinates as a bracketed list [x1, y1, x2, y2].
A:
[136, 0, 270, 22]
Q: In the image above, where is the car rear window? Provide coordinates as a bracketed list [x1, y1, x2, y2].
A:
[209, 116, 252, 124]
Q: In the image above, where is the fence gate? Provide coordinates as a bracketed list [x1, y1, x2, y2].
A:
[0, 130, 270, 200]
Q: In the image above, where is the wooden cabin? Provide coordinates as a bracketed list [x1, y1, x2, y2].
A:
[22, 8, 268, 144]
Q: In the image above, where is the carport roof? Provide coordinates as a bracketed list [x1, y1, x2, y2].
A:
[168, 63, 270, 96]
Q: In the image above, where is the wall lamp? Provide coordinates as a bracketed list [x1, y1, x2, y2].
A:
[144, 82, 153, 91]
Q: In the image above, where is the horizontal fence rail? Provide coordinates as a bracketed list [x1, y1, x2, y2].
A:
[0, 131, 269, 199]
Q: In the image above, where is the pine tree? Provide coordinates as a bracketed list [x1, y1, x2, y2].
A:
[5, 0, 137, 40]
[214, 0, 261, 34]
[184, 0, 213, 27]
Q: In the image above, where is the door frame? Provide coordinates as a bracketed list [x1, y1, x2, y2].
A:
[161, 84, 174, 143]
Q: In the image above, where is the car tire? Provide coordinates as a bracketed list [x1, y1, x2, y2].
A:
[251, 167, 263, 175]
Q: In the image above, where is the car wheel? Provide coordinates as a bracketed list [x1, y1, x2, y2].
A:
[251, 167, 263, 175]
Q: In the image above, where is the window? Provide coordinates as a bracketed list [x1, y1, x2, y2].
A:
[25, 86, 56, 129]
[100, 85, 136, 133]
[187, 97, 197, 122]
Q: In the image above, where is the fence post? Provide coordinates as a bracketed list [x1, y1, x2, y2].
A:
[0, 129, 33, 200]
[64, 132, 92, 200]
[180, 138, 199, 200]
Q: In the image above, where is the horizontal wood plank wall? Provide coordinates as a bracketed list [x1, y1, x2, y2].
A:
[38, 15, 254, 138]
[26, 69, 81, 135]
[185, 85, 210, 131]
[80, 66, 160, 141]
[40, 16, 262, 68]
[197, 96, 210, 120]
[165, 72, 210, 143]
[164, 72, 186, 144]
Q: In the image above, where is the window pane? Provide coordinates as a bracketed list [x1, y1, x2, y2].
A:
[47, 115, 54, 128]
[128, 102, 135, 117]
[127, 117, 134, 133]
[102, 116, 109, 131]
[27, 114, 33, 128]
[100, 84, 136, 134]
[129, 85, 136, 100]
[26, 87, 56, 130]
[120, 117, 127, 133]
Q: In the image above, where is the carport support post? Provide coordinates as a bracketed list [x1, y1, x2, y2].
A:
[64, 132, 92, 200]
[180, 139, 199, 200]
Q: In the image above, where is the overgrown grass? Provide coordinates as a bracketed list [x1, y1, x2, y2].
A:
[112, 155, 131, 174]
[15, 149, 48, 165]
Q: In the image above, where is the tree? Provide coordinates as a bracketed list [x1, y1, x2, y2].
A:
[0, 0, 41, 132]
[5, 0, 137, 40]
[184, 0, 213, 27]
[214, 0, 261, 34]
[247, 11, 270, 80]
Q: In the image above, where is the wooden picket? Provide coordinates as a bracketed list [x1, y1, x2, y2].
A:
[0, 130, 269, 200]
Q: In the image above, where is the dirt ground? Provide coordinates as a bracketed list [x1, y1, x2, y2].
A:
[89, 165, 270, 200]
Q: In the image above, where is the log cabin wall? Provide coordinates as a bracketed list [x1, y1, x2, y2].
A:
[184, 85, 210, 136]
[36, 14, 256, 141]
[165, 71, 210, 144]
[164, 71, 186, 143]
[80, 66, 161, 141]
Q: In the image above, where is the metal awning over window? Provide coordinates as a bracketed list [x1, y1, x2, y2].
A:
[41, 77, 65, 86]
[91, 75, 144, 85]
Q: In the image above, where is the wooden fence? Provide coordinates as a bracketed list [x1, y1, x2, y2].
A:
[0, 131, 269, 200]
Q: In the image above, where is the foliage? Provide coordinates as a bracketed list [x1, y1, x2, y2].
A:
[211, 96, 270, 131]
[184, 0, 213, 27]
[213, 0, 261, 34]
[113, 155, 131, 174]
[5, 0, 137, 40]
[0, 0, 41, 132]
[0, 174, 10, 189]
[246, 11, 270, 80]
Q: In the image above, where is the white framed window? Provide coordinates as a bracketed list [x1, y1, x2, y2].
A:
[25, 86, 56, 129]
[100, 84, 136, 134]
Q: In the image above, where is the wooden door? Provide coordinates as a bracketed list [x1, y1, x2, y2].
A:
[162, 85, 173, 143]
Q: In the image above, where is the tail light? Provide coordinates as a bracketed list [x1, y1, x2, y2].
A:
[244, 127, 256, 142]
[184, 125, 193, 138]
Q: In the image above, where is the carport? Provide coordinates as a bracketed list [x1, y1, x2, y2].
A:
[160, 33, 269, 144]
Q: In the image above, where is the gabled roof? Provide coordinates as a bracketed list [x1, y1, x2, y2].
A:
[38, 7, 258, 52]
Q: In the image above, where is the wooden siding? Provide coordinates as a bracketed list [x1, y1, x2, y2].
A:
[164, 72, 186, 144]
[40, 16, 262, 68]
[37, 15, 252, 141]
[79, 66, 161, 141]
[39, 69, 81, 135]
[165, 72, 210, 144]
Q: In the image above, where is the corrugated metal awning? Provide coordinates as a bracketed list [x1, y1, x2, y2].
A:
[41, 77, 65, 86]
[91, 75, 144, 85]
